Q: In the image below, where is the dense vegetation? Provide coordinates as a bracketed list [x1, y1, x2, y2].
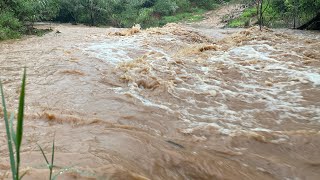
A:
[229, 0, 320, 28]
[1, 0, 319, 40]
[0, 0, 231, 40]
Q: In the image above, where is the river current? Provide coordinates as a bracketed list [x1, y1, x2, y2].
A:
[0, 24, 319, 179]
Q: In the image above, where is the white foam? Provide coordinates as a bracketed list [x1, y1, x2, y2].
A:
[104, 32, 320, 136]
[305, 72, 320, 86]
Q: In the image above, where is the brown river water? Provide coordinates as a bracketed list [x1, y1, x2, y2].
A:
[0, 24, 320, 180]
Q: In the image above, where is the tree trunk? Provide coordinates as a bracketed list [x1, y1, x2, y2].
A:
[259, 0, 263, 30]
[293, 0, 297, 29]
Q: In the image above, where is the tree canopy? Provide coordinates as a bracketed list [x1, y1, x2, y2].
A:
[0, 0, 231, 40]
[0, 0, 319, 40]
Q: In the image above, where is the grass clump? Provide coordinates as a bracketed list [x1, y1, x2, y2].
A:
[0, 68, 26, 180]
[227, 7, 257, 28]
[160, 8, 206, 25]
[37, 137, 55, 180]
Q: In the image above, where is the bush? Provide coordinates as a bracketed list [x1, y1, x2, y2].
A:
[153, 0, 178, 15]
[0, 27, 21, 40]
[175, 0, 191, 12]
[242, 7, 256, 18]
[160, 8, 205, 25]
[0, 11, 23, 40]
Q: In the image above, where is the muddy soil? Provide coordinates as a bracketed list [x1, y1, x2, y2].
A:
[0, 22, 320, 180]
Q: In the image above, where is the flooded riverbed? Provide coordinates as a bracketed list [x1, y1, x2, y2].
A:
[0, 24, 320, 179]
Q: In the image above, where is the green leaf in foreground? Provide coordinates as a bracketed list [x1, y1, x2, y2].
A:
[16, 67, 26, 180]
[38, 134, 55, 180]
[1, 68, 26, 180]
[50, 137, 55, 180]
[0, 78, 17, 180]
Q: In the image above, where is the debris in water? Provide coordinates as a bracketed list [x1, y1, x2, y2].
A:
[166, 140, 185, 149]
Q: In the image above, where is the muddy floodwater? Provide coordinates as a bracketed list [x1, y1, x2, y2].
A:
[0, 24, 320, 180]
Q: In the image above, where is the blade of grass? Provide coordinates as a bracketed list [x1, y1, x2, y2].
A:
[0, 80, 17, 180]
[37, 143, 49, 165]
[50, 137, 55, 180]
[37, 138, 55, 180]
[9, 112, 17, 148]
[19, 170, 28, 180]
[16, 67, 26, 180]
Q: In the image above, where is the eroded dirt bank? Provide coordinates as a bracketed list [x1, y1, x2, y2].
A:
[0, 24, 320, 179]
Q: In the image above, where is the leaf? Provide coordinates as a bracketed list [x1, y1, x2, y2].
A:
[37, 143, 50, 165]
[9, 112, 17, 148]
[50, 136, 55, 180]
[16, 67, 26, 153]
[0, 80, 17, 180]
[51, 136, 55, 166]
[19, 170, 29, 180]
[15, 67, 27, 179]
[50, 135, 55, 180]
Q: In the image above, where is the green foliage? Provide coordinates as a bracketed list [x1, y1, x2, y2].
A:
[0, 11, 23, 40]
[0, 0, 229, 36]
[260, 0, 320, 28]
[54, 0, 224, 27]
[228, 0, 320, 28]
[1, 70, 65, 180]
[161, 8, 206, 25]
[0, 0, 59, 40]
[153, 0, 178, 15]
[242, 7, 256, 18]
[0, 68, 26, 180]
[0, 11, 22, 30]
[228, 19, 246, 27]
[227, 7, 256, 27]
[1, 0, 319, 39]
[37, 137, 55, 180]
[174, 0, 191, 12]
[36, 0, 60, 21]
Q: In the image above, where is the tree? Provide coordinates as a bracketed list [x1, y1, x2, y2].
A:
[257, 0, 264, 30]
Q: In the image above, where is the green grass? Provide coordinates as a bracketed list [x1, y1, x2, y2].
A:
[242, 8, 257, 18]
[37, 137, 55, 180]
[160, 8, 206, 25]
[228, 19, 246, 28]
[227, 7, 257, 28]
[0, 68, 26, 180]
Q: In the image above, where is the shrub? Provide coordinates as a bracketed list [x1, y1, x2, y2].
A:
[175, 0, 191, 12]
[153, 0, 178, 16]
[0, 11, 23, 40]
